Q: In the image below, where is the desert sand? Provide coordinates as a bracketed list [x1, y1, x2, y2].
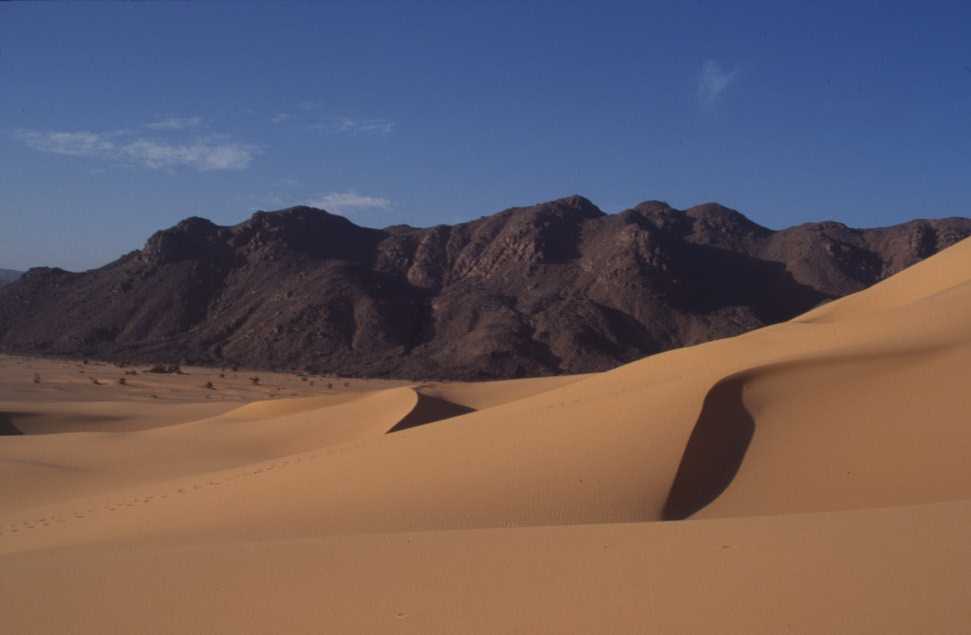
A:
[4, 238, 971, 633]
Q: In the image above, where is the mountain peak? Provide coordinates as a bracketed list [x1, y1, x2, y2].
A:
[141, 216, 224, 265]
[547, 194, 604, 218]
[245, 205, 355, 226]
[685, 202, 772, 236]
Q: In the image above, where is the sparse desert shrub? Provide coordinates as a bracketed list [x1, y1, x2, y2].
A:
[90, 377, 102, 386]
[344, 381, 350, 388]
[33, 373, 41, 384]
[125, 370, 138, 376]
[250, 376, 260, 385]
[204, 381, 215, 390]
[300, 376, 308, 382]
[118, 377, 127, 386]
[219, 373, 225, 379]
[326, 383, 333, 389]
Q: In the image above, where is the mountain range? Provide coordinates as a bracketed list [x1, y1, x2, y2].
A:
[1, 195, 968, 379]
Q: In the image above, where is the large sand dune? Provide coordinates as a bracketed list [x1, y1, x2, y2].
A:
[4, 238, 971, 632]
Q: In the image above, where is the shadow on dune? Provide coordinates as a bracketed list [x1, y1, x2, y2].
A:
[0, 412, 24, 436]
[0, 411, 130, 435]
[662, 377, 754, 520]
[387, 393, 475, 433]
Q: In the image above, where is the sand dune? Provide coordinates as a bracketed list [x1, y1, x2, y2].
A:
[0, 385, 475, 515]
[4, 239, 971, 632]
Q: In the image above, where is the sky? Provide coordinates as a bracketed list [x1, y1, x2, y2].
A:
[2, 1, 970, 271]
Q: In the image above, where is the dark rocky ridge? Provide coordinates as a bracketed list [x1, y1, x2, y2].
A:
[0, 196, 968, 379]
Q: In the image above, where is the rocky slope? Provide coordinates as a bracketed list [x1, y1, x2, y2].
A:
[0, 196, 967, 378]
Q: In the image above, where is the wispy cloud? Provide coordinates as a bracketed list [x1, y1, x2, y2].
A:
[313, 116, 395, 135]
[145, 116, 204, 130]
[281, 101, 396, 134]
[305, 191, 392, 214]
[15, 129, 258, 171]
[123, 139, 257, 170]
[16, 130, 116, 157]
[698, 60, 738, 105]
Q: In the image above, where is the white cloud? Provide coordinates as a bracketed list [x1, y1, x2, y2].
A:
[121, 139, 257, 170]
[16, 130, 115, 157]
[145, 116, 204, 130]
[698, 60, 738, 105]
[306, 191, 392, 214]
[15, 128, 257, 171]
[271, 112, 293, 124]
[313, 117, 395, 135]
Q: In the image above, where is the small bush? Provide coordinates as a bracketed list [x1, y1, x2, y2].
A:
[90, 377, 102, 386]
[33, 373, 41, 384]
[118, 377, 127, 386]
[204, 381, 215, 390]
[250, 376, 260, 385]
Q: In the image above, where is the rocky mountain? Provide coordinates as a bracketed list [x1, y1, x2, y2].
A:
[0, 270, 22, 287]
[0, 196, 968, 379]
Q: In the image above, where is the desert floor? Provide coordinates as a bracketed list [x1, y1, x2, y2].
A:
[4, 239, 971, 633]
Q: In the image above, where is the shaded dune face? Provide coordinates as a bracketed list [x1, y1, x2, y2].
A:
[0, 412, 23, 436]
[662, 376, 753, 520]
[0, 410, 129, 435]
[387, 393, 475, 433]
[664, 342, 971, 519]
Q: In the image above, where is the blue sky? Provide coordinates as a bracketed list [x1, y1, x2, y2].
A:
[2, 1, 970, 271]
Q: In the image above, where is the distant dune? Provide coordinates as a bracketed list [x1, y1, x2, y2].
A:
[1, 196, 968, 378]
[3, 236, 971, 632]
